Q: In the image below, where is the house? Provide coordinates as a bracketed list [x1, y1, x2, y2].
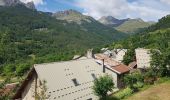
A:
[13, 51, 130, 100]
[13, 59, 105, 100]
[111, 49, 127, 63]
[135, 48, 151, 69]
[94, 54, 130, 88]
[102, 49, 128, 63]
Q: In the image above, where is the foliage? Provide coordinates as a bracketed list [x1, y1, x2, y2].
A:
[114, 87, 133, 99]
[16, 63, 31, 76]
[93, 75, 114, 99]
[0, 78, 12, 100]
[133, 82, 144, 89]
[34, 80, 50, 100]
[0, 5, 127, 77]
[124, 72, 144, 90]
[112, 15, 170, 77]
[122, 49, 135, 65]
[115, 19, 152, 34]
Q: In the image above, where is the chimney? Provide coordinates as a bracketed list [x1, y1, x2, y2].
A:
[87, 49, 93, 58]
[102, 59, 105, 73]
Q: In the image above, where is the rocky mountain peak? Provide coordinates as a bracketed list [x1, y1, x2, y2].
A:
[0, 0, 35, 10]
[54, 9, 82, 17]
[25, 1, 35, 10]
[53, 9, 95, 24]
[99, 16, 128, 27]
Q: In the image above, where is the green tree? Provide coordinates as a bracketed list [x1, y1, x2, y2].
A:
[123, 49, 135, 65]
[16, 63, 31, 76]
[93, 75, 114, 100]
[3, 64, 16, 76]
[124, 72, 144, 90]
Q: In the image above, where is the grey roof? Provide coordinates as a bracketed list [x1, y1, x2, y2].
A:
[34, 58, 103, 100]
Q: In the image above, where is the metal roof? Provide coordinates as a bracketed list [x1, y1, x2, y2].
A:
[34, 58, 103, 100]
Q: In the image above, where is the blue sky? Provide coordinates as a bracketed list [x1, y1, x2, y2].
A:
[21, 0, 170, 21]
[37, 0, 83, 13]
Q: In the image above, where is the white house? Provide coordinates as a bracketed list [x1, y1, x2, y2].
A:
[94, 54, 130, 88]
[111, 49, 127, 63]
[135, 48, 151, 69]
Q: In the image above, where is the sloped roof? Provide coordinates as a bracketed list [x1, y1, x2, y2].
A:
[95, 54, 120, 66]
[111, 64, 130, 74]
[128, 61, 137, 69]
[95, 54, 130, 74]
[34, 58, 103, 100]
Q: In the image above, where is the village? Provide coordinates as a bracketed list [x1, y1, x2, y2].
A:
[9, 48, 154, 100]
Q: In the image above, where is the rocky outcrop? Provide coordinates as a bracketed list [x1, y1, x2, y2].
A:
[25, 1, 35, 10]
[98, 16, 128, 27]
[0, 0, 35, 10]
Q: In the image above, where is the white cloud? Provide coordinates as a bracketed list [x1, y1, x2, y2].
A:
[160, 0, 170, 5]
[20, 0, 44, 5]
[76, 0, 170, 21]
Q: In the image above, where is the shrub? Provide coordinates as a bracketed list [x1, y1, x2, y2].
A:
[3, 64, 16, 76]
[133, 82, 144, 89]
[16, 63, 31, 76]
[155, 77, 170, 84]
[93, 75, 114, 99]
[114, 87, 133, 99]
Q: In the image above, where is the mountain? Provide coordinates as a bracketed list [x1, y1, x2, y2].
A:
[98, 16, 128, 27]
[99, 16, 154, 34]
[115, 18, 153, 34]
[0, 6, 128, 76]
[0, 0, 35, 9]
[112, 15, 170, 69]
[53, 9, 98, 24]
[52, 9, 127, 41]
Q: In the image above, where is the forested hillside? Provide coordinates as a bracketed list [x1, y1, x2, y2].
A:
[0, 5, 127, 76]
[111, 15, 170, 76]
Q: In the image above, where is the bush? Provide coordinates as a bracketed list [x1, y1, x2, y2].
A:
[114, 87, 133, 99]
[3, 64, 16, 76]
[16, 63, 31, 76]
[133, 82, 144, 89]
[93, 75, 114, 99]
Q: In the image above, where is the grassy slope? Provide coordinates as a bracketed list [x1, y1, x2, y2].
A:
[125, 81, 170, 100]
[115, 20, 151, 33]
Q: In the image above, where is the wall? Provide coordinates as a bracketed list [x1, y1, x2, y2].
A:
[21, 74, 37, 100]
[105, 68, 118, 87]
[135, 49, 151, 69]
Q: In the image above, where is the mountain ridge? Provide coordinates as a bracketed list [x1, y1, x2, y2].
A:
[52, 9, 96, 24]
[98, 16, 155, 34]
[0, 0, 35, 9]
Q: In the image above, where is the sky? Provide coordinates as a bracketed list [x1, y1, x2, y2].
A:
[20, 0, 170, 21]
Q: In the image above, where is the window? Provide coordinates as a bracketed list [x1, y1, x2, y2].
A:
[87, 98, 92, 100]
[91, 73, 97, 80]
[72, 78, 79, 86]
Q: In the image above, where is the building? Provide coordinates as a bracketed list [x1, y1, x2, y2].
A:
[13, 51, 130, 100]
[112, 49, 127, 63]
[101, 49, 127, 63]
[94, 54, 130, 88]
[14, 59, 105, 100]
[135, 48, 151, 69]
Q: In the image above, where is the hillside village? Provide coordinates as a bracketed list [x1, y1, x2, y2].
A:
[0, 0, 170, 100]
[11, 48, 154, 100]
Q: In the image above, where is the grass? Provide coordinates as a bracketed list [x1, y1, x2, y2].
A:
[0, 76, 5, 81]
[109, 77, 170, 100]
[125, 79, 170, 100]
